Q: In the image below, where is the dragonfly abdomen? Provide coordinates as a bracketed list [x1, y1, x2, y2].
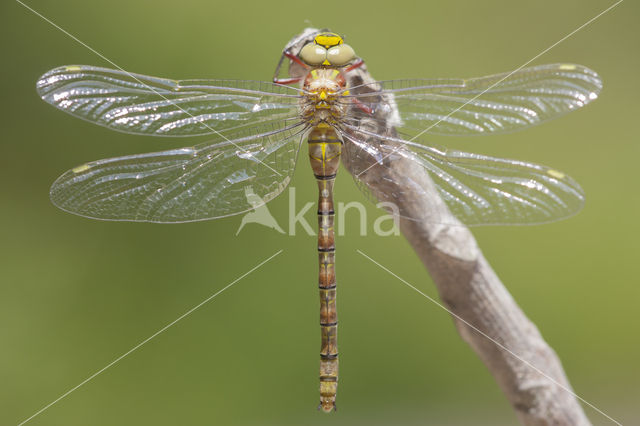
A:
[308, 124, 342, 412]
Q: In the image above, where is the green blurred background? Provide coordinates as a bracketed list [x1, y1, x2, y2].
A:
[2, 0, 638, 424]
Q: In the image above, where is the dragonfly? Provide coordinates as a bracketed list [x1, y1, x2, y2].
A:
[37, 27, 601, 412]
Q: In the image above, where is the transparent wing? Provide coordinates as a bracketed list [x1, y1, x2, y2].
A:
[339, 125, 584, 226]
[37, 65, 303, 137]
[50, 122, 307, 222]
[344, 64, 601, 136]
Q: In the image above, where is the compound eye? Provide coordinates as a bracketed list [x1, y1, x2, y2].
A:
[300, 43, 327, 65]
[326, 44, 355, 66]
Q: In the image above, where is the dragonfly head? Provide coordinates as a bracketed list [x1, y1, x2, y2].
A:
[299, 32, 356, 67]
[273, 29, 359, 82]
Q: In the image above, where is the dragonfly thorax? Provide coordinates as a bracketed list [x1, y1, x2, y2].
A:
[300, 68, 347, 126]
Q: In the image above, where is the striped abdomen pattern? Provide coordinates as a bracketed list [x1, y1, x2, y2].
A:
[308, 123, 342, 412]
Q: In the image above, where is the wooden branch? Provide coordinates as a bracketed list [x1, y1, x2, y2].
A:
[352, 151, 592, 425]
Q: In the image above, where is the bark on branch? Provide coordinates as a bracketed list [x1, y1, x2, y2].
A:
[353, 151, 591, 425]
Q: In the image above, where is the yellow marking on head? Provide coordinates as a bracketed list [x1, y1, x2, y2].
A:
[315, 32, 343, 48]
[72, 164, 91, 173]
[65, 65, 82, 71]
[322, 59, 331, 66]
[559, 64, 577, 70]
[547, 169, 565, 179]
[316, 122, 331, 128]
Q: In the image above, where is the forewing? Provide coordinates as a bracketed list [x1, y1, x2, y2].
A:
[37, 65, 303, 137]
[340, 125, 584, 226]
[50, 123, 307, 222]
[346, 64, 601, 136]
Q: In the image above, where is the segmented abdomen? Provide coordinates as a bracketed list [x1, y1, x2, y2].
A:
[308, 124, 342, 412]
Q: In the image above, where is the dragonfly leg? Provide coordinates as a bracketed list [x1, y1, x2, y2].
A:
[344, 58, 364, 72]
[272, 77, 302, 85]
[352, 97, 374, 115]
[284, 50, 309, 69]
[272, 49, 309, 83]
